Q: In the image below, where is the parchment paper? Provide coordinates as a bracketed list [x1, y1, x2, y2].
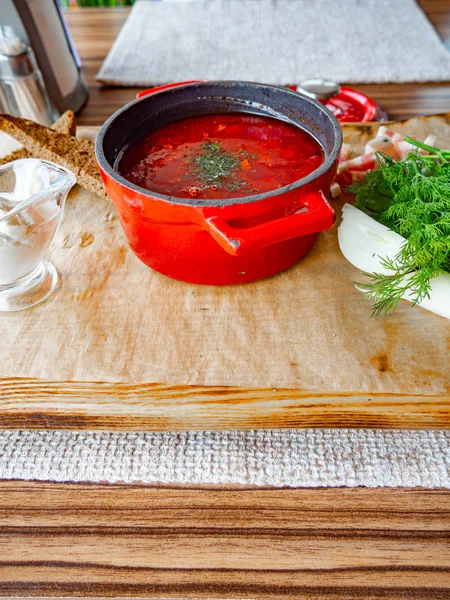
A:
[1, 117, 449, 395]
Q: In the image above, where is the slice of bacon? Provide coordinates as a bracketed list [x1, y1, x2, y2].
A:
[339, 143, 351, 161]
[337, 152, 377, 174]
[364, 135, 400, 160]
[332, 129, 438, 198]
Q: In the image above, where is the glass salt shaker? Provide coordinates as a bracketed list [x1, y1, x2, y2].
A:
[0, 26, 57, 125]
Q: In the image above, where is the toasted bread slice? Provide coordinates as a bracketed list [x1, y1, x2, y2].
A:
[0, 110, 78, 166]
[54, 109, 77, 137]
[0, 113, 106, 198]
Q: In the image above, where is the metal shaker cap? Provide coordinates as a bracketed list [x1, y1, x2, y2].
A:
[0, 27, 34, 80]
[0, 49, 35, 79]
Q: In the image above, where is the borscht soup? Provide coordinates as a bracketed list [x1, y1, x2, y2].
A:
[117, 113, 324, 201]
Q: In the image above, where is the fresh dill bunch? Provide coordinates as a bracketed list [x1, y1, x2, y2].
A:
[349, 138, 450, 316]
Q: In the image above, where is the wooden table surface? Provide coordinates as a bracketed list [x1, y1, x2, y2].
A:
[1, 4, 449, 599]
[71, 1, 450, 126]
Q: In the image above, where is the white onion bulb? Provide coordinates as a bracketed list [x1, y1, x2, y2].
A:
[338, 204, 450, 319]
[338, 204, 405, 273]
[403, 272, 450, 320]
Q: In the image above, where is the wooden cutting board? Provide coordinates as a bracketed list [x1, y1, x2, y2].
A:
[1, 126, 449, 431]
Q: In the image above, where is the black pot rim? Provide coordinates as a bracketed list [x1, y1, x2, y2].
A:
[95, 80, 342, 208]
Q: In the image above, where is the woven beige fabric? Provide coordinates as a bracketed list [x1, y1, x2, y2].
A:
[0, 429, 449, 487]
[97, 0, 450, 86]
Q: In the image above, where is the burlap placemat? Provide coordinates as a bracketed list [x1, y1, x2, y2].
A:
[97, 0, 450, 86]
[1, 429, 448, 487]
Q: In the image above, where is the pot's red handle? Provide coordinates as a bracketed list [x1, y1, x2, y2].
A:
[136, 80, 203, 99]
[204, 190, 335, 256]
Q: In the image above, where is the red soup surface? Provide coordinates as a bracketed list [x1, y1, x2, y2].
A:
[117, 113, 324, 200]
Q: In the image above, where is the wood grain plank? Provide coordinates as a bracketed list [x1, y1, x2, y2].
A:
[0, 482, 449, 599]
[1, 379, 449, 430]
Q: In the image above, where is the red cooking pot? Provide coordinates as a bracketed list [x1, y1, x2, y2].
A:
[96, 81, 342, 285]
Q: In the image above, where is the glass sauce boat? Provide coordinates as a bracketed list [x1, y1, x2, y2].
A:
[0, 158, 76, 311]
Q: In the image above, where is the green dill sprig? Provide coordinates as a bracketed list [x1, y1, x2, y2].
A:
[349, 138, 450, 316]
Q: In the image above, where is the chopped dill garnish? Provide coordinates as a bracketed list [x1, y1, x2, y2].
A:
[194, 142, 240, 185]
[191, 141, 258, 190]
[227, 179, 246, 192]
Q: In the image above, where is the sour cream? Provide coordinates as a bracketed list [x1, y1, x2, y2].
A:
[0, 160, 61, 285]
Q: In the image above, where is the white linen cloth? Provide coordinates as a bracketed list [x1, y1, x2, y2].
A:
[1, 429, 449, 487]
[97, 0, 450, 86]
